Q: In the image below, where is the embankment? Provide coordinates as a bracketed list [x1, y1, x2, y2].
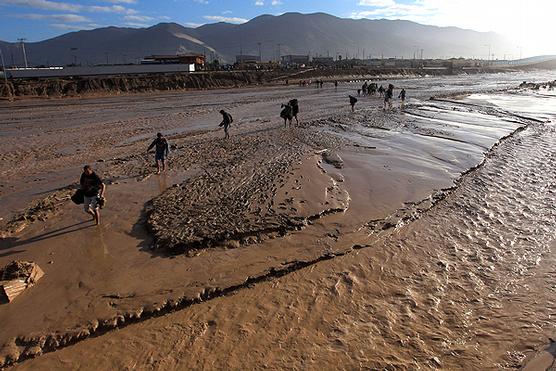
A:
[0, 70, 287, 99]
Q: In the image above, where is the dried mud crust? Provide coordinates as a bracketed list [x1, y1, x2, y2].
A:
[147, 126, 345, 253]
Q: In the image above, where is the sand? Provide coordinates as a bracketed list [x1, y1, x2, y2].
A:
[0, 71, 555, 369]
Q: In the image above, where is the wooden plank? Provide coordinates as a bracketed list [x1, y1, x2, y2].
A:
[0, 279, 27, 302]
[27, 264, 44, 284]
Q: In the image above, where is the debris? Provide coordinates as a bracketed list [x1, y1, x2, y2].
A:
[0, 261, 44, 303]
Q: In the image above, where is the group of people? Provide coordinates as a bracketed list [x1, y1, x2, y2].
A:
[77, 79, 408, 226]
[354, 81, 407, 111]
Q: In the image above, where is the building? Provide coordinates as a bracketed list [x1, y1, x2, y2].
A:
[142, 54, 205, 69]
[236, 55, 261, 64]
[312, 56, 334, 66]
[281, 55, 309, 67]
[3, 64, 196, 79]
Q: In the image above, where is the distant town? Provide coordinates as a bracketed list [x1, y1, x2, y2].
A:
[2, 49, 554, 80]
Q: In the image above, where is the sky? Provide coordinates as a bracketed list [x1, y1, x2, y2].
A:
[0, 0, 555, 57]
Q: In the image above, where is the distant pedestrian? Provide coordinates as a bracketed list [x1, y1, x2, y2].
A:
[334, 80, 338, 89]
[80, 165, 105, 226]
[281, 103, 294, 127]
[147, 132, 170, 174]
[398, 88, 406, 109]
[357, 89, 361, 96]
[320, 80, 324, 88]
[362, 82, 368, 96]
[378, 85, 384, 97]
[218, 109, 233, 139]
[289, 99, 300, 125]
[384, 84, 394, 111]
[349, 95, 358, 112]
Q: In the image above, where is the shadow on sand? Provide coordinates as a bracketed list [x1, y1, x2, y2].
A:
[0, 220, 92, 252]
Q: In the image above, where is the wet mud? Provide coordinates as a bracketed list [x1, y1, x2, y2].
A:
[0, 72, 555, 369]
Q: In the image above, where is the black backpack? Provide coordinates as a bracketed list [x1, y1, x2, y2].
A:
[71, 189, 85, 205]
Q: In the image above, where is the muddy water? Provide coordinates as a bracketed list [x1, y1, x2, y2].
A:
[15, 109, 556, 370]
[1, 72, 556, 369]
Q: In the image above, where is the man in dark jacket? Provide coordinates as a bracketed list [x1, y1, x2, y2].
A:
[219, 109, 233, 139]
[280, 103, 293, 127]
[398, 88, 407, 109]
[349, 95, 358, 112]
[147, 132, 170, 174]
[80, 165, 105, 226]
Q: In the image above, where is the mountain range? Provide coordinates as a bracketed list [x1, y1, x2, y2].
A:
[0, 12, 514, 67]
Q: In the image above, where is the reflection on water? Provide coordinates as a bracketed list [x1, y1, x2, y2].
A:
[359, 91, 556, 368]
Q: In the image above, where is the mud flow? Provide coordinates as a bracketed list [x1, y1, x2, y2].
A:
[0, 72, 555, 369]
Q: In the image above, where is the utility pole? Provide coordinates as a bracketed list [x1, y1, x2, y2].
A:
[257, 42, 262, 62]
[420, 48, 424, 60]
[484, 44, 491, 65]
[17, 38, 28, 68]
[0, 49, 11, 100]
[277, 43, 281, 63]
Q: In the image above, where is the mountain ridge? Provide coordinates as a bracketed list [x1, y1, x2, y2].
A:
[0, 12, 513, 66]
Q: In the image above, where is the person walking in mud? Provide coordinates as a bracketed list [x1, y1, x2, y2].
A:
[384, 84, 394, 111]
[362, 81, 368, 96]
[369, 83, 377, 96]
[378, 85, 384, 97]
[349, 95, 358, 112]
[281, 102, 294, 127]
[398, 88, 407, 109]
[80, 165, 105, 226]
[147, 132, 170, 174]
[289, 99, 300, 125]
[218, 109, 233, 140]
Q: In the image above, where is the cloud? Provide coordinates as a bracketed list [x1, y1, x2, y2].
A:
[87, 4, 136, 13]
[192, 0, 208, 3]
[203, 15, 248, 23]
[123, 14, 153, 21]
[0, 0, 80, 12]
[17, 12, 90, 22]
[103, 0, 136, 3]
[0, 0, 138, 14]
[271, 0, 282, 5]
[358, 0, 395, 6]
[255, 0, 263, 5]
[185, 22, 204, 28]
